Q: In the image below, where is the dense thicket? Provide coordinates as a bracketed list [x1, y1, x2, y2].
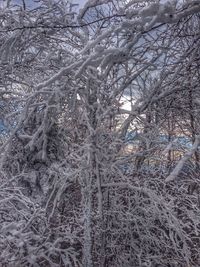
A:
[0, 0, 200, 266]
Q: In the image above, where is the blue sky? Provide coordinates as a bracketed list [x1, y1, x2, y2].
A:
[0, 120, 6, 132]
[75, 0, 86, 7]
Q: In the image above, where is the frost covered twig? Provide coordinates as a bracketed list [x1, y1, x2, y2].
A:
[166, 135, 200, 182]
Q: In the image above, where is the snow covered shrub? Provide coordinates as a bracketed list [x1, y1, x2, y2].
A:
[1, 0, 200, 266]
